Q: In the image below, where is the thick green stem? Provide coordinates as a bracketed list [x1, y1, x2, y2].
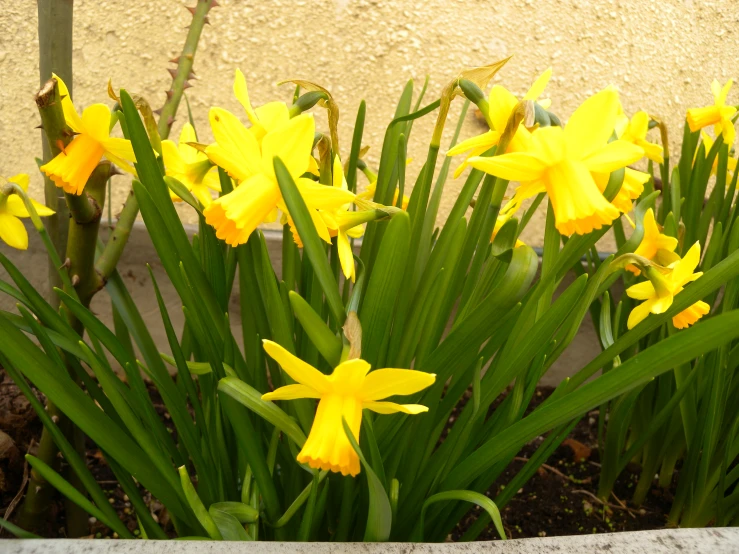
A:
[64, 163, 110, 314]
[38, 0, 72, 307]
[157, 0, 215, 139]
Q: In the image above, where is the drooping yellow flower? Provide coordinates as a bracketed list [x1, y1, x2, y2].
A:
[468, 88, 644, 236]
[162, 123, 220, 207]
[626, 208, 679, 275]
[618, 111, 664, 164]
[261, 340, 435, 476]
[203, 108, 353, 246]
[687, 79, 737, 147]
[40, 74, 135, 195]
[0, 174, 55, 250]
[696, 131, 738, 182]
[447, 68, 552, 178]
[626, 242, 709, 329]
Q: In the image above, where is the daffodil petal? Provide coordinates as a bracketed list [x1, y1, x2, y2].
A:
[362, 369, 436, 401]
[581, 140, 644, 173]
[262, 384, 321, 401]
[627, 298, 656, 329]
[468, 152, 547, 182]
[524, 68, 552, 101]
[262, 339, 330, 393]
[207, 107, 262, 181]
[0, 213, 28, 250]
[363, 402, 429, 415]
[8, 174, 30, 192]
[261, 114, 315, 179]
[81, 104, 112, 143]
[564, 88, 620, 160]
[53, 73, 83, 133]
[672, 242, 702, 286]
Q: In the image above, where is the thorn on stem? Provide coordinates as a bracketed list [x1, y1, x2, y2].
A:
[186, 6, 197, 15]
[60, 258, 71, 270]
[35, 124, 44, 130]
[167, 116, 175, 127]
[154, 107, 163, 116]
[71, 275, 80, 287]
[185, 54, 194, 61]
[167, 68, 178, 79]
[210, 0, 219, 8]
[166, 90, 174, 99]
[169, 56, 181, 64]
[183, 81, 193, 90]
[187, 71, 197, 80]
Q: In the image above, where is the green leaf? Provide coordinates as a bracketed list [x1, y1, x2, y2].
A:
[359, 211, 411, 366]
[25, 454, 126, 534]
[165, 176, 202, 214]
[0, 518, 41, 539]
[418, 490, 505, 541]
[178, 466, 222, 540]
[289, 291, 342, 367]
[273, 156, 345, 325]
[445, 309, 739, 490]
[218, 377, 306, 447]
[0, 313, 195, 527]
[342, 418, 392, 542]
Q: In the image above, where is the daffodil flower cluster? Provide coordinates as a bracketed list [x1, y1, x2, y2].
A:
[450, 78, 649, 237]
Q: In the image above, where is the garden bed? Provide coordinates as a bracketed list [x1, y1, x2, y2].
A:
[0, 369, 678, 541]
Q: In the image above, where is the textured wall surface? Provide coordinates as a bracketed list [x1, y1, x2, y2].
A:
[1, 0, 737, 247]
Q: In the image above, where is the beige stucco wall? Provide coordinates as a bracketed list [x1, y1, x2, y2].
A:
[2, 0, 737, 248]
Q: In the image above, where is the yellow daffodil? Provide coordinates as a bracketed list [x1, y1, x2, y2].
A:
[447, 68, 552, 178]
[0, 174, 54, 250]
[687, 79, 737, 147]
[468, 88, 644, 236]
[626, 208, 679, 274]
[40, 74, 135, 195]
[204, 109, 354, 246]
[261, 340, 435, 476]
[162, 123, 221, 207]
[626, 242, 709, 329]
[696, 131, 738, 182]
[618, 111, 664, 164]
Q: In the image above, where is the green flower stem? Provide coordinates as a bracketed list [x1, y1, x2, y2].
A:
[37, 0, 72, 306]
[64, 163, 111, 313]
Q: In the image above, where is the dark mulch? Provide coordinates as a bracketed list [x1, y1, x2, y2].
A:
[0, 370, 676, 540]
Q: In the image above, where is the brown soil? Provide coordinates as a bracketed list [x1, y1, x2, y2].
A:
[453, 388, 675, 541]
[0, 371, 676, 540]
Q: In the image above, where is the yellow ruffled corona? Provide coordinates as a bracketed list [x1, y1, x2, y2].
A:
[162, 123, 221, 207]
[626, 242, 709, 330]
[40, 74, 136, 195]
[0, 174, 55, 250]
[468, 88, 644, 236]
[261, 340, 435, 476]
[447, 68, 552, 178]
[686, 79, 737, 147]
